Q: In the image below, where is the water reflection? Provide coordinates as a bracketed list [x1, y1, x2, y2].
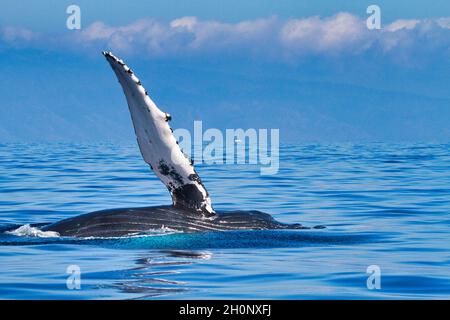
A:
[110, 250, 213, 299]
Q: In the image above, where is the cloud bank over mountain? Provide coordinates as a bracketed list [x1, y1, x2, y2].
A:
[1, 12, 449, 143]
[2, 13, 450, 62]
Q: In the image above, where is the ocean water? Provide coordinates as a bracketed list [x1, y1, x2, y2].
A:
[0, 142, 449, 299]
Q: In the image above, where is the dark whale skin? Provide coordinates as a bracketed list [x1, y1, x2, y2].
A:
[41, 206, 306, 237]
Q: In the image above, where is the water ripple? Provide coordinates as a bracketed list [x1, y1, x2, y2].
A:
[0, 143, 449, 299]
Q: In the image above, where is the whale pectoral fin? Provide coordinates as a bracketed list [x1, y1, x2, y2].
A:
[103, 51, 215, 217]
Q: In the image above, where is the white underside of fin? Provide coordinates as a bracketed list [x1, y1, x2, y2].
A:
[103, 51, 214, 216]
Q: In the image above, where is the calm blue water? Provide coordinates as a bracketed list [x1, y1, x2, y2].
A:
[0, 143, 449, 299]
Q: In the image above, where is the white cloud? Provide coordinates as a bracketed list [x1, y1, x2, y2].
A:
[280, 13, 371, 55]
[1, 26, 38, 43]
[437, 18, 450, 29]
[379, 19, 450, 56]
[73, 16, 277, 55]
[170, 16, 198, 31]
[77, 19, 174, 54]
[385, 19, 421, 32]
[1, 13, 449, 61]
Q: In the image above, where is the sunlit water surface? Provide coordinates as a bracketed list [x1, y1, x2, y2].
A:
[0, 143, 449, 299]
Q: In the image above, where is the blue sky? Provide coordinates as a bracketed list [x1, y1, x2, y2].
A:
[2, 0, 450, 29]
[1, 1, 449, 143]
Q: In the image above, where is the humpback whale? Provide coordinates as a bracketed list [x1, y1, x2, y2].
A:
[40, 52, 312, 238]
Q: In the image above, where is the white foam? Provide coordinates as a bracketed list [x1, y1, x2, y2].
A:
[157, 225, 179, 234]
[5, 224, 180, 240]
[6, 224, 60, 238]
[198, 252, 213, 260]
[124, 225, 180, 237]
[79, 226, 181, 240]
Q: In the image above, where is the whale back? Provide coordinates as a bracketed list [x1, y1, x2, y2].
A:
[42, 206, 305, 237]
